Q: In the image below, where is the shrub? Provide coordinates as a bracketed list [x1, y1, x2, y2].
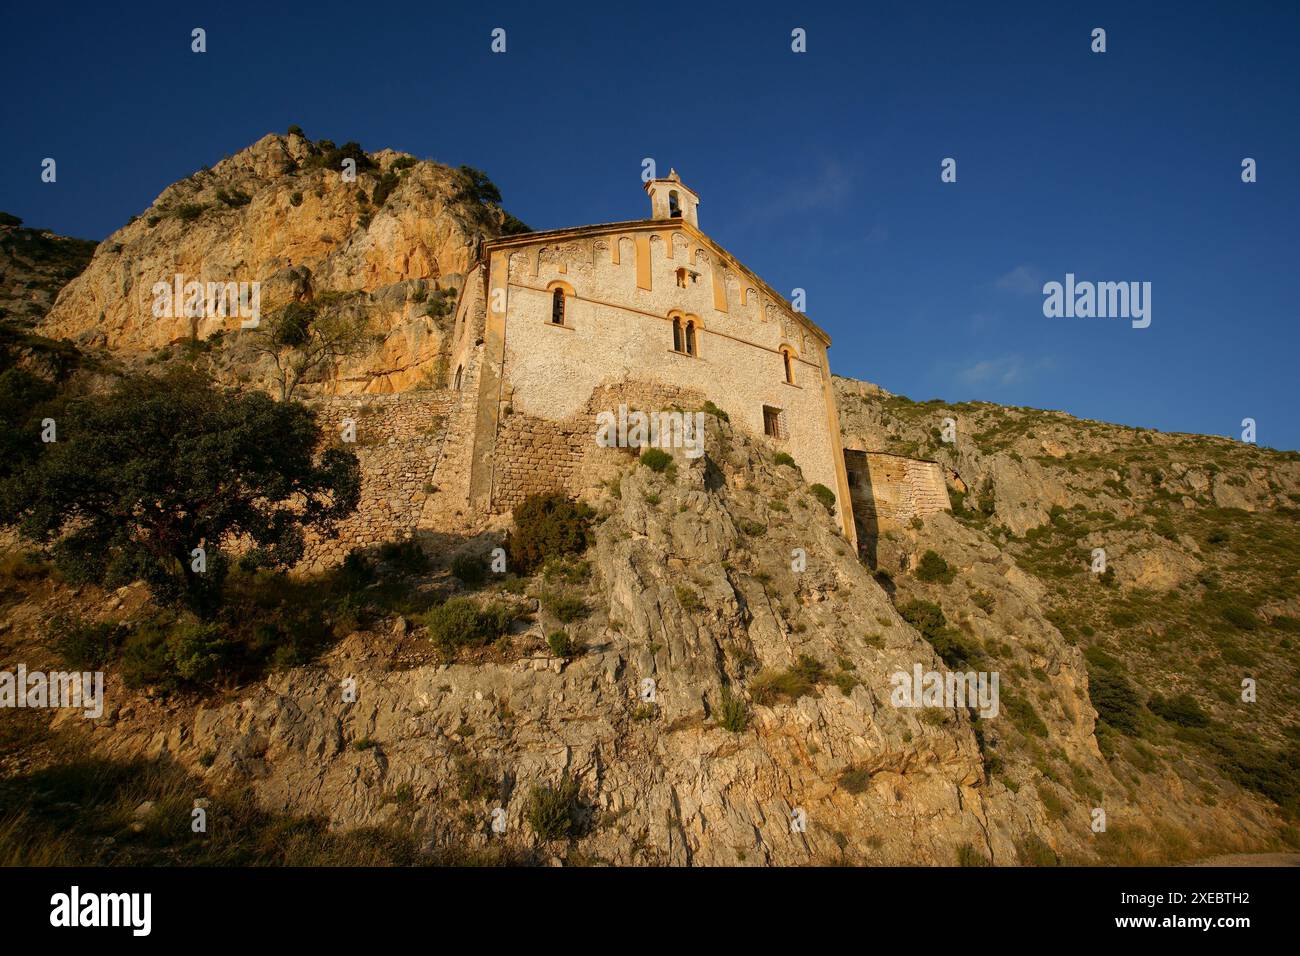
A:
[526, 775, 580, 840]
[915, 550, 955, 583]
[740, 519, 767, 537]
[833, 669, 861, 695]
[289, 191, 303, 207]
[837, 766, 871, 793]
[423, 288, 456, 319]
[0, 551, 52, 584]
[1016, 834, 1059, 867]
[378, 539, 428, 575]
[773, 452, 797, 468]
[898, 599, 946, 640]
[542, 592, 587, 622]
[420, 598, 514, 651]
[308, 141, 376, 175]
[791, 654, 826, 684]
[1087, 666, 1142, 735]
[49, 615, 126, 669]
[174, 203, 206, 222]
[809, 483, 836, 515]
[749, 668, 815, 705]
[1220, 644, 1258, 666]
[455, 754, 497, 802]
[957, 843, 991, 867]
[287, 124, 304, 137]
[639, 448, 673, 472]
[167, 621, 233, 685]
[1147, 693, 1209, 728]
[1036, 783, 1067, 820]
[546, 630, 575, 658]
[450, 553, 486, 586]
[215, 187, 251, 208]
[674, 584, 702, 612]
[716, 687, 750, 732]
[118, 617, 232, 690]
[1004, 693, 1049, 738]
[506, 493, 594, 575]
[339, 550, 375, 590]
[926, 628, 980, 669]
[1221, 605, 1258, 631]
[120, 620, 174, 689]
[1209, 737, 1300, 812]
[371, 171, 399, 206]
[541, 556, 590, 583]
[700, 400, 729, 422]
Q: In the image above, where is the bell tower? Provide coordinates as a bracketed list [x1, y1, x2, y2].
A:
[645, 169, 699, 227]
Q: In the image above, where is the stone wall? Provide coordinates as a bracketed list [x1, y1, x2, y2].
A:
[492, 412, 588, 512]
[844, 450, 950, 536]
[491, 380, 706, 512]
[299, 391, 453, 569]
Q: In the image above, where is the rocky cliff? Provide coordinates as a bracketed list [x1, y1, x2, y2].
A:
[37, 131, 522, 394]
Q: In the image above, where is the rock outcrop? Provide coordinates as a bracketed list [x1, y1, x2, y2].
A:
[38, 132, 519, 394]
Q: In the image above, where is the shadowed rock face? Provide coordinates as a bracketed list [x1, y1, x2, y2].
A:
[38, 133, 515, 394]
[73, 417, 1005, 865]
[66, 408, 1286, 867]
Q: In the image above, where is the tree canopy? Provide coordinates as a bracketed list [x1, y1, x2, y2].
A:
[0, 367, 360, 612]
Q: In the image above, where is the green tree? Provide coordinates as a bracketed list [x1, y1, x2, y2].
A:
[251, 299, 378, 401]
[0, 368, 360, 612]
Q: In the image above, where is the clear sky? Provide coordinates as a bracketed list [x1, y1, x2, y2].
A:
[3, 1, 1296, 449]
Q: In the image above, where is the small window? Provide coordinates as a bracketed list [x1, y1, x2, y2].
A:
[782, 348, 794, 384]
[551, 288, 565, 325]
[672, 317, 683, 352]
[669, 190, 681, 217]
[763, 405, 784, 439]
[454, 364, 463, 391]
[676, 267, 687, 288]
[684, 320, 697, 356]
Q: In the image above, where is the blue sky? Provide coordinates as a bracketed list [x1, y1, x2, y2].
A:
[3, 1, 1297, 448]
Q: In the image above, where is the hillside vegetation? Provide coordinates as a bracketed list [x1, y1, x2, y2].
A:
[836, 376, 1300, 854]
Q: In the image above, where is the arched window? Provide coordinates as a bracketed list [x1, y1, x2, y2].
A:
[454, 364, 463, 390]
[675, 267, 687, 288]
[684, 320, 697, 357]
[782, 348, 794, 384]
[668, 190, 681, 218]
[672, 316, 683, 352]
[551, 287, 565, 325]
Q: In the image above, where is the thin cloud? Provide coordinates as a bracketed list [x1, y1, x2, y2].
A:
[955, 354, 1054, 388]
[994, 264, 1042, 296]
[735, 159, 855, 227]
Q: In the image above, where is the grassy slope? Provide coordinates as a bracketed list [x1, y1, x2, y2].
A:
[837, 379, 1300, 851]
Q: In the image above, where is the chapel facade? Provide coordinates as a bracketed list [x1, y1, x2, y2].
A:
[438, 171, 858, 547]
